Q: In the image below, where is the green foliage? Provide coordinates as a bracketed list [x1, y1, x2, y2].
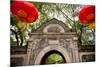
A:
[45, 53, 64, 64]
[10, 14, 17, 26]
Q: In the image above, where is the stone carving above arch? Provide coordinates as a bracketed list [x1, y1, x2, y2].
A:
[31, 18, 68, 33]
[43, 24, 65, 33]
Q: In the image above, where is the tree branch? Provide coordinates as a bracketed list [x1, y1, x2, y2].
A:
[18, 28, 24, 47]
[55, 4, 73, 27]
[10, 29, 19, 46]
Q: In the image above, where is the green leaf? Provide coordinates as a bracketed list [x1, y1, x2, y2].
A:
[10, 14, 17, 26]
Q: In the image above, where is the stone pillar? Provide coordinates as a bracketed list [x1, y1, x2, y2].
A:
[69, 39, 74, 62]
[24, 41, 33, 65]
[68, 37, 79, 63]
[72, 37, 80, 62]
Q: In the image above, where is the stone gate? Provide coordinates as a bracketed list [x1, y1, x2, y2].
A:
[11, 18, 95, 66]
[25, 18, 79, 65]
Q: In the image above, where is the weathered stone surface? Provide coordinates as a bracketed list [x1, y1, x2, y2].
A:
[27, 18, 80, 65]
[11, 18, 95, 66]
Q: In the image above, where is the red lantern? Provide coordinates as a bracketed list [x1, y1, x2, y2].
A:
[79, 5, 95, 25]
[11, 1, 39, 23]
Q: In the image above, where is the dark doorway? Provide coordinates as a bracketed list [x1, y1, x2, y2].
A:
[40, 50, 66, 65]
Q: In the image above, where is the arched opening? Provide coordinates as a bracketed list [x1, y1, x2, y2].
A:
[40, 50, 66, 65]
[34, 45, 71, 65]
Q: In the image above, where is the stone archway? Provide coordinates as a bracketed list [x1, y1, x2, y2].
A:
[34, 45, 71, 65]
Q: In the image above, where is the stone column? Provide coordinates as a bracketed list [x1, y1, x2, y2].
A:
[24, 40, 33, 65]
[72, 37, 80, 62]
